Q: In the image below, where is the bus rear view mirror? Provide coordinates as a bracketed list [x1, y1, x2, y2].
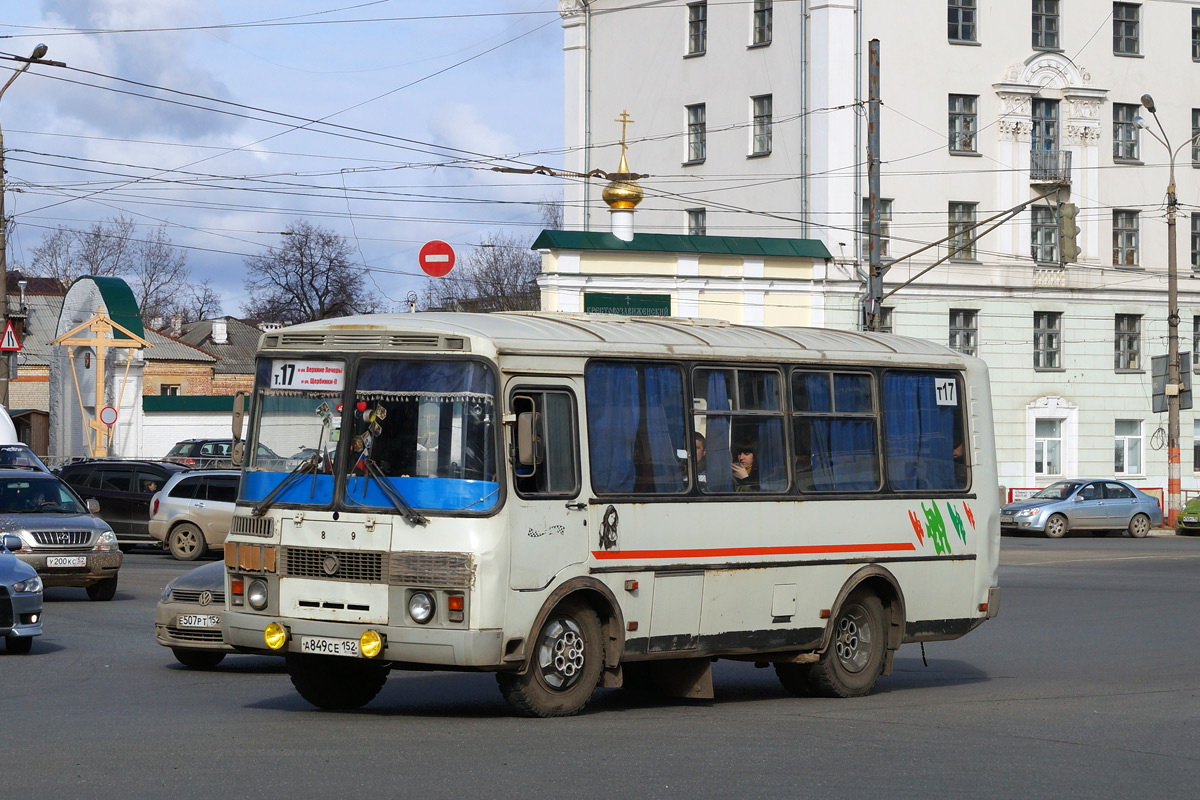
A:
[517, 411, 541, 466]
[231, 391, 249, 441]
[231, 441, 245, 468]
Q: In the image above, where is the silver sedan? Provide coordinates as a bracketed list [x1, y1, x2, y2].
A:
[1000, 479, 1163, 538]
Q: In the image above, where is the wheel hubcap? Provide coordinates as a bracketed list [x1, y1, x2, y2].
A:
[834, 605, 873, 674]
[536, 617, 586, 690]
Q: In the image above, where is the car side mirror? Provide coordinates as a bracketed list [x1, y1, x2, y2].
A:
[1, 533, 20, 551]
[1073, 495, 1085, 502]
[86, 498, 100, 514]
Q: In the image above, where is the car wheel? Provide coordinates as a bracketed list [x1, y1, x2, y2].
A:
[5, 635, 33, 655]
[1044, 513, 1068, 539]
[806, 590, 888, 698]
[497, 600, 603, 717]
[169, 523, 207, 561]
[172, 648, 226, 669]
[86, 576, 118, 601]
[1128, 513, 1151, 539]
[286, 653, 390, 710]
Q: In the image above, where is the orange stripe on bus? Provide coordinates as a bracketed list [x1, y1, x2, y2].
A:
[590, 542, 917, 560]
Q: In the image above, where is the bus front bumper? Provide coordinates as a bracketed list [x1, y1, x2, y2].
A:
[224, 609, 505, 668]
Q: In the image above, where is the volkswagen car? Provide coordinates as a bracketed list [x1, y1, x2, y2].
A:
[1, 532, 43, 654]
[155, 560, 234, 668]
[1000, 479, 1163, 538]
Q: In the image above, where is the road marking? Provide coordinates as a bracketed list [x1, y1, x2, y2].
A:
[1007, 554, 1200, 567]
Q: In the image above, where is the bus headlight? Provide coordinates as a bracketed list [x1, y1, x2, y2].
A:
[264, 622, 288, 650]
[360, 630, 384, 658]
[247, 579, 268, 610]
[408, 591, 435, 624]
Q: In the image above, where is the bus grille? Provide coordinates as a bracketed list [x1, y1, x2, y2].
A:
[30, 530, 92, 546]
[268, 332, 450, 351]
[281, 547, 384, 582]
[230, 515, 274, 539]
[389, 551, 474, 588]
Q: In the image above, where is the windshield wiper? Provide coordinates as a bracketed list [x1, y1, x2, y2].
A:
[251, 454, 319, 517]
[359, 457, 429, 527]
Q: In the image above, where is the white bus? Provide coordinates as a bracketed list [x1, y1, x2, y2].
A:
[222, 313, 999, 716]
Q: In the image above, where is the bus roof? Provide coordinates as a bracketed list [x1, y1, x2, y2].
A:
[261, 312, 969, 364]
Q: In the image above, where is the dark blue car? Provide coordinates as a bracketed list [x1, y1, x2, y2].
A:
[1, 532, 44, 654]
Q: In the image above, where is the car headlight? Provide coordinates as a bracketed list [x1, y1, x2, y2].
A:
[1017, 507, 1041, 517]
[160, 583, 173, 603]
[408, 591, 435, 624]
[13, 575, 42, 594]
[94, 530, 119, 552]
[247, 579, 268, 611]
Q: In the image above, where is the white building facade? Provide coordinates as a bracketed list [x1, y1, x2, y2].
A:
[555, 0, 1200, 498]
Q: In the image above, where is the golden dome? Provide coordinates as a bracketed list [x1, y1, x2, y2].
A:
[602, 150, 643, 209]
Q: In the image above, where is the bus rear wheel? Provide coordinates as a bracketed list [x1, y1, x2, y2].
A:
[498, 600, 603, 717]
[807, 590, 887, 698]
[286, 652, 389, 710]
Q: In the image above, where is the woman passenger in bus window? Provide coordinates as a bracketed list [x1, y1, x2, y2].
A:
[732, 440, 759, 492]
[694, 432, 707, 487]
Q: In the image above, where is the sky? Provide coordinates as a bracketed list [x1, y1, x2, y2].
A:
[0, 0, 566, 314]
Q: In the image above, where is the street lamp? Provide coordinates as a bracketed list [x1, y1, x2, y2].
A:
[1134, 93, 1200, 528]
[0, 43, 53, 407]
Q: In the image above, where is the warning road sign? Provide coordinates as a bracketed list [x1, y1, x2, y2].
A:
[0, 321, 21, 352]
[419, 240, 455, 277]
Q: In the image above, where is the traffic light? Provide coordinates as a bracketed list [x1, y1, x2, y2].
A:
[1058, 202, 1080, 263]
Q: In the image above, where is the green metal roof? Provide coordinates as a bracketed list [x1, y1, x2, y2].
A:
[530, 230, 832, 260]
[143, 395, 237, 414]
[69, 276, 146, 340]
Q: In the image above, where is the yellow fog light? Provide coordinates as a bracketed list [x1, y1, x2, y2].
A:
[264, 622, 288, 650]
[359, 629, 384, 658]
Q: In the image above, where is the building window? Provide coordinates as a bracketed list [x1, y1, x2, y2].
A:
[948, 94, 978, 153]
[1113, 209, 1139, 267]
[1194, 315, 1200, 360]
[1032, 206, 1059, 264]
[1033, 0, 1060, 49]
[1192, 109, 1199, 166]
[1192, 215, 1200, 273]
[948, 0, 977, 42]
[1034, 418, 1063, 476]
[1113, 3, 1139, 55]
[878, 307, 894, 334]
[687, 208, 707, 236]
[860, 197, 893, 261]
[1115, 314, 1141, 370]
[687, 2, 707, 55]
[686, 103, 706, 163]
[948, 202, 977, 260]
[752, 0, 772, 46]
[1194, 420, 1200, 472]
[1034, 311, 1061, 369]
[750, 95, 772, 156]
[1114, 420, 1143, 475]
[1113, 103, 1140, 160]
[949, 309, 978, 356]
[1194, 9, 1200, 60]
[160, 385, 180, 396]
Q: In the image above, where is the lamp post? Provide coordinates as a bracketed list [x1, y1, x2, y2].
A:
[1135, 94, 1200, 528]
[0, 43, 52, 408]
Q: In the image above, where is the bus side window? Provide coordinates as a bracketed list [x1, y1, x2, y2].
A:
[512, 391, 579, 497]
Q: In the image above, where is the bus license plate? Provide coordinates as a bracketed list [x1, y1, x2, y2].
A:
[299, 636, 360, 657]
[46, 556, 87, 568]
[178, 614, 220, 628]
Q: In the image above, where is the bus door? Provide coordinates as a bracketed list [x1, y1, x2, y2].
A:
[508, 383, 587, 590]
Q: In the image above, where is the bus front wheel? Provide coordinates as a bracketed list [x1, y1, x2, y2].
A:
[807, 590, 887, 698]
[498, 600, 603, 717]
[286, 652, 389, 710]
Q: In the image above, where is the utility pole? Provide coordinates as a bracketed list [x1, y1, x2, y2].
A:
[863, 39, 883, 332]
[0, 44, 61, 407]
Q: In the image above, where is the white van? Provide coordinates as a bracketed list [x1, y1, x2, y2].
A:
[0, 406, 18, 445]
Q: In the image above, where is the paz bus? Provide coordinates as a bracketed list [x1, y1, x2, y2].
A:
[222, 312, 999, 717]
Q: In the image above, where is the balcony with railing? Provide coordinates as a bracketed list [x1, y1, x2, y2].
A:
[1030, 150, 1072, 184]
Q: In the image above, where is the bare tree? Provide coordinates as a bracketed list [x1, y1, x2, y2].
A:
[179, 278, 223, 322]
[127, 224, 190, 322]
[73, 215, 136, 277]
[242, 220, 382, 324]
[421, 201, 561, 313]
[28, 226, 78, 287]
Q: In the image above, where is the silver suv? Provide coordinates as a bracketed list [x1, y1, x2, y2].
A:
[149, 470, 239, 561]
[4, 470, 123, 600]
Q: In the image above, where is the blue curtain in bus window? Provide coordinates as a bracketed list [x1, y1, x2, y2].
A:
[643, 366, 686, 492]
[704, 371, 734, 491]
[828, 419, 877, 490]
[586, 363, 640, 493]
[883, 372, 956, 490]
[756, 417, 787, 490]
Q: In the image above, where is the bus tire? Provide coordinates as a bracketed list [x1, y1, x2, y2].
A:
[808, 590, 886, 698]
[774, 663, 813, 697]
[497, 600, 603, 717]
[286, 652, 389, 710]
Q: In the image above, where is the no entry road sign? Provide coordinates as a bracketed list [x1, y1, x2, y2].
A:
[419, 240, 455, 277]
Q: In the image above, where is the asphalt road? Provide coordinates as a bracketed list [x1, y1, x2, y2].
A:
[4, 535, 1199, 799]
